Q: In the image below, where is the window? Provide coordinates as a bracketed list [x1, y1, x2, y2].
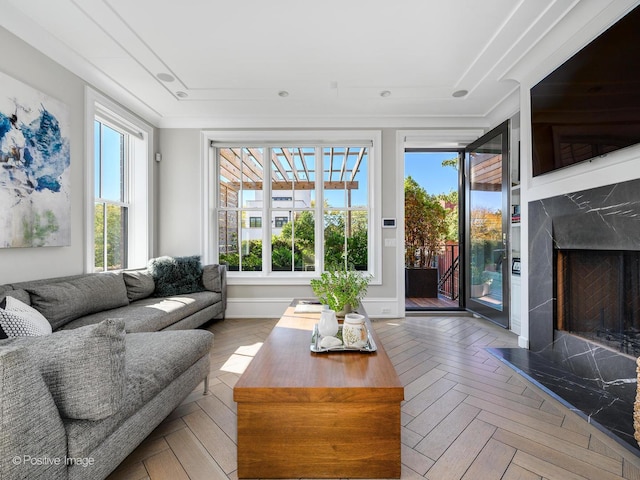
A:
[94, 120, 128, 270]
[209, 131, 380, 281]
[274, 216, 288, 228]
[86, 88, 152, 273]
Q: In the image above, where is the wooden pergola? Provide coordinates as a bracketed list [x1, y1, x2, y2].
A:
[218, 146, 368, 256]
[218, 146, 366, 196]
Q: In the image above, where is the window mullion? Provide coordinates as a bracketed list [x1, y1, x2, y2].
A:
[102, 203, 107, 272]
[315, 146, 324, 273]
[97, 123, 103, 199]
[263, 146, 272, 274]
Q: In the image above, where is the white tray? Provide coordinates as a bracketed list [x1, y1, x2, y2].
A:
[310, 323, 377, 353]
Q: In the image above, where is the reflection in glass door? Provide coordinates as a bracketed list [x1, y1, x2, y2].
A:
[465, 121, 509, 327]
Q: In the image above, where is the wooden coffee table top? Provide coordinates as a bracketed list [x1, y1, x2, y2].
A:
[234, 304, 404, 404]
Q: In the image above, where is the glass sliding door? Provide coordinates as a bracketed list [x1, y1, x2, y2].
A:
[464, 121, 509, 327]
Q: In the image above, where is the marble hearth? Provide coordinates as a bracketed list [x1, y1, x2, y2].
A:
[496, 178, 640, 454]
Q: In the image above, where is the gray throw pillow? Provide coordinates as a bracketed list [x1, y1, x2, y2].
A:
[148, 255, 205, 296]
[26, 273, 129, 330]
[123, 270, 155, 302]
[27, 318, 126, 420]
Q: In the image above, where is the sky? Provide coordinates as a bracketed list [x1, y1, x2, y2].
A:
[405, 151, 459, 196]
[95, 121, 124, 202]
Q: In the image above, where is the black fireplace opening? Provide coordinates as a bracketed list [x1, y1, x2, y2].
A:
[556, 249, 640, 356]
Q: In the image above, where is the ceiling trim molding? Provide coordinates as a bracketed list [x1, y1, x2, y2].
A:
[155, 114, 492, 130]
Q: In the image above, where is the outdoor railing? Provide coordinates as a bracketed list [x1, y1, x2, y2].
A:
[438, 243, 459, 300]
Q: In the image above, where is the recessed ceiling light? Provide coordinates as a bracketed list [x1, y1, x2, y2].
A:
[452, 89, 468, 98]
[156, 73, 175, 82]
[176, 91, 188, 98]
[380, 90, 391, 98]
[278, 90, 289, 97]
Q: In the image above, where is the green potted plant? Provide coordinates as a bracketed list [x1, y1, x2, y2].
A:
[310, 264, 372, 316]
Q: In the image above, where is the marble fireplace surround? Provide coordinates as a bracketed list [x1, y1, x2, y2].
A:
[493, 178, 640, 454]
[528, 178, 640, 352]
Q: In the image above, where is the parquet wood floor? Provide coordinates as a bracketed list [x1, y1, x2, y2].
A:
[107, 315, 640, 480]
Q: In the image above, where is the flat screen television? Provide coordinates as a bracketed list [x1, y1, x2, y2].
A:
[530, 5, 640, 177]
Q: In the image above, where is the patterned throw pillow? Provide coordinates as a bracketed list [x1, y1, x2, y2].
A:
[0, 296, 53, 338]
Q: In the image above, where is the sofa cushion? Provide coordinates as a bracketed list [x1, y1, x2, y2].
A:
[0, 286, 31, 305]
[0, 346, 68, 480]
[123, 270, 155, 302]
[0, 296, 52, 338]
[25, 273, 129, 330]
[148, 255, 204, 296]
[23, 319, 126, 420]
[60, 291, 221, 333]
[64, 329, 214, 459]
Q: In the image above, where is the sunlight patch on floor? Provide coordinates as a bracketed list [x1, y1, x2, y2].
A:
[220, 342, 263, 374]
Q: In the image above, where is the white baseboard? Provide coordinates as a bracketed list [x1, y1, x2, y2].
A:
[518, 336, 530, 349]
[225, 297, 403, 319]
[225, 298, 291, 318]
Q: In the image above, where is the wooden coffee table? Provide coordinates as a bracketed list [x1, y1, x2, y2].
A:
[233, 302, 404, 478]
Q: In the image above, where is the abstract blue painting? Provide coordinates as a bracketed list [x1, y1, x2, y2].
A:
[0, 71, 70, 248]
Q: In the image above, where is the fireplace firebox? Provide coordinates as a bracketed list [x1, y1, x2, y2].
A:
[556, 249, 640, 355]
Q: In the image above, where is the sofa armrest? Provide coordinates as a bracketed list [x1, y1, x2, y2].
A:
[202, 264, 227, 308]
[219, 264, 227, 311]
[0, 345, 68, 479]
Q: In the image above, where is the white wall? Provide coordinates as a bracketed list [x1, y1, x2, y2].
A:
[157, 129, 202, 256]
[0, 27, 85, 284]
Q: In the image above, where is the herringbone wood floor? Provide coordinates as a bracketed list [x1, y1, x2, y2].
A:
[107, 315, 640, 480]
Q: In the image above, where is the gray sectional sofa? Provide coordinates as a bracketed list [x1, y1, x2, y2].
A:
[0, 260, 227, 480]
[1, 262, 227, 333]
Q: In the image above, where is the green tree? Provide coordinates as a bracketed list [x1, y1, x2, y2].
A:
[241, 239, 262, 271]
[441, 156, 459, 169]
[437, 190, 458, 242]
[94, 204, 125, 270]
[323, 210, 346, 267]
[404, 176, 447, 268]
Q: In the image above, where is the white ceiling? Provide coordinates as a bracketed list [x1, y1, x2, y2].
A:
[1, 0, 637, 128]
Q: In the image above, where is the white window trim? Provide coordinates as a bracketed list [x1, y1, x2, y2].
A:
[201, 130, 382, 286]
[84, 87, 154, 272]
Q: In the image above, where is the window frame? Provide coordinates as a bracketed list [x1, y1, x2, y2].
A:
[202, 130, 382, 285]
[85, 88, 154, 273]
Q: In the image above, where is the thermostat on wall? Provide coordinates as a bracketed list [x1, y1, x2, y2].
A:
[382, 218, 396, 228]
